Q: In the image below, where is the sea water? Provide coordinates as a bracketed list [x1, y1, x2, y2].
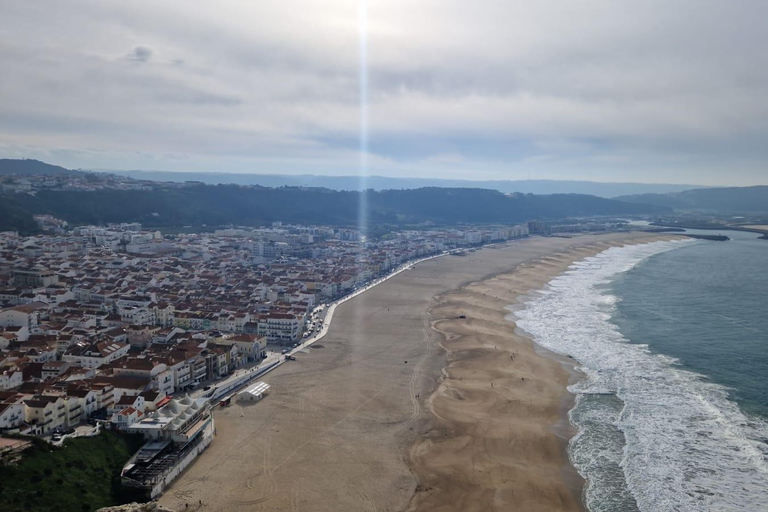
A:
[514, 232, 768, 512]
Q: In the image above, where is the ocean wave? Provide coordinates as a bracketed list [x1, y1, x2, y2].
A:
[513, 240, 768, 512]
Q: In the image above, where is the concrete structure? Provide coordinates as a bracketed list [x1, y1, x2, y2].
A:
[121, 395, 215, 499]
[12, 267, 59, 288]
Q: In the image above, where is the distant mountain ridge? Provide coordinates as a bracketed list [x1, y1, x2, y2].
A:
[0, 158, 706, 197]
[0, 158, 76, 176]
[5, 185, 670, 232]
[616, 186, 768, 213]
[0, 157, 672, 233]
[98, 168, 705, 198]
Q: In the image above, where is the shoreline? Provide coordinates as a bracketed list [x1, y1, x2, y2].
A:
[407, 236, 682, 512]
[158, 233, 680, 512]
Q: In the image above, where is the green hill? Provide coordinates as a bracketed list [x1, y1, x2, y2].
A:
[0, 432, 145, 512]
[616, 186, 768, 213]
[0, 159, 75, 176]
[6, 184, 670, 231]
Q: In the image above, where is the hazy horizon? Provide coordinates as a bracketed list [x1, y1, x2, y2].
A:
[95, 166, 709, 188]
[1, 1, 768, 186]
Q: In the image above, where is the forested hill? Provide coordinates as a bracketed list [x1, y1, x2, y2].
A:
[616, 186, 768, 213]
[0, 159, 75, 176]
[2, 184, 668, 233]
[104, 169, 704, 198]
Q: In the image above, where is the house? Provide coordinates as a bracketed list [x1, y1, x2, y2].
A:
[0, 393, 25, 430]
[213, 333, 266, 362]
[127, 325, 161, 349]
[65, 387, 98, 420]
[206, 346, 232, 378]
[149, 327, 184, 346]
[23, 394, 68, 434]
[113, 406, 143, 429]
[0, 302, 49, 330]
[41, 361, 71, 380]
[89, 382, 116, 410]
[62, 339, 130, 368]
[0, 326, 29, 345]
[112, 356, 174, 396]
[139, 389, 167, 412]
[93, 375, 150, 405]
[0, 369, 23, 391]
[113, 394, 145, 414]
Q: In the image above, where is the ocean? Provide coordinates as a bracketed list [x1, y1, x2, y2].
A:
[514, 231, 768, 512]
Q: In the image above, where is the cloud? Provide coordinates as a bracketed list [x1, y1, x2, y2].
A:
[126, 45, 153, 62]
[0, 0, 766, 185]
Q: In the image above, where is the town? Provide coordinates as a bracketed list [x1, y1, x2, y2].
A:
[0, 219, 530, 497]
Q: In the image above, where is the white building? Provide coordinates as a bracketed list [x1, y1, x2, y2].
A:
[0, 401, 24, 430]
[0, 302, 49, 330]
[258, 313, 302, 343]
[125, 395, 211, 443]
[0, 370, 23, 390]
[62, 340, 130, 368]
[237, 381, 270, 402]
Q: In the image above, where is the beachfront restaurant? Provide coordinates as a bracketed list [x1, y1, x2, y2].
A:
[121, 395, 215, 498]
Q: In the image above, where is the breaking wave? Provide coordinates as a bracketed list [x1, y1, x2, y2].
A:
[514, 240, 768, 512]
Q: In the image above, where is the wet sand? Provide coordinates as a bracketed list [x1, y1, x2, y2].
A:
[159, 233, 678, 512]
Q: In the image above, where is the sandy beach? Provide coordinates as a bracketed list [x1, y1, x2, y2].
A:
[159, 232, 678, 512]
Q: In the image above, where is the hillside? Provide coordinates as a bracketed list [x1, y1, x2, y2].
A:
[0, 159, 75, 176]
[103, 169, 704, 198]
[616, 186, 768, 213]
[0, 432, 144, 512]
[3, 184, 669, 232]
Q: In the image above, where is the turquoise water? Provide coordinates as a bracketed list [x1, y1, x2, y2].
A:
[515, 233, 768, 512]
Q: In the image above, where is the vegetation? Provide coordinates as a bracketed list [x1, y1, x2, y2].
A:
[4, 184, 669, 232]
[617, 186, 768, 213]
[0, 199, 39, 234]
[0, 432, 145, 512]
[0, 159, 75, 176]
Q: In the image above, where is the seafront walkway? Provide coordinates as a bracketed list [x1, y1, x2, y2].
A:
[189, 250, 454, 405]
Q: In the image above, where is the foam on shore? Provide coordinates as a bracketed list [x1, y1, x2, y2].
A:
[515, 240, 768, 512]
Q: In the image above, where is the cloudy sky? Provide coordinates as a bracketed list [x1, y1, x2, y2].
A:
[1, 1, 767, 185]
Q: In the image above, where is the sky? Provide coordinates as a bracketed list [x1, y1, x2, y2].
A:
[1, 1, 767, 186]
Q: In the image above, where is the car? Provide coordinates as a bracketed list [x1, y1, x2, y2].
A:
[52, 433, 62, 441]
[281, 348, 288, 354]
[203, 386, 211, 391]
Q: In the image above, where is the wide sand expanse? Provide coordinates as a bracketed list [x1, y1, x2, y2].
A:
[160, 232, 677, 512]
